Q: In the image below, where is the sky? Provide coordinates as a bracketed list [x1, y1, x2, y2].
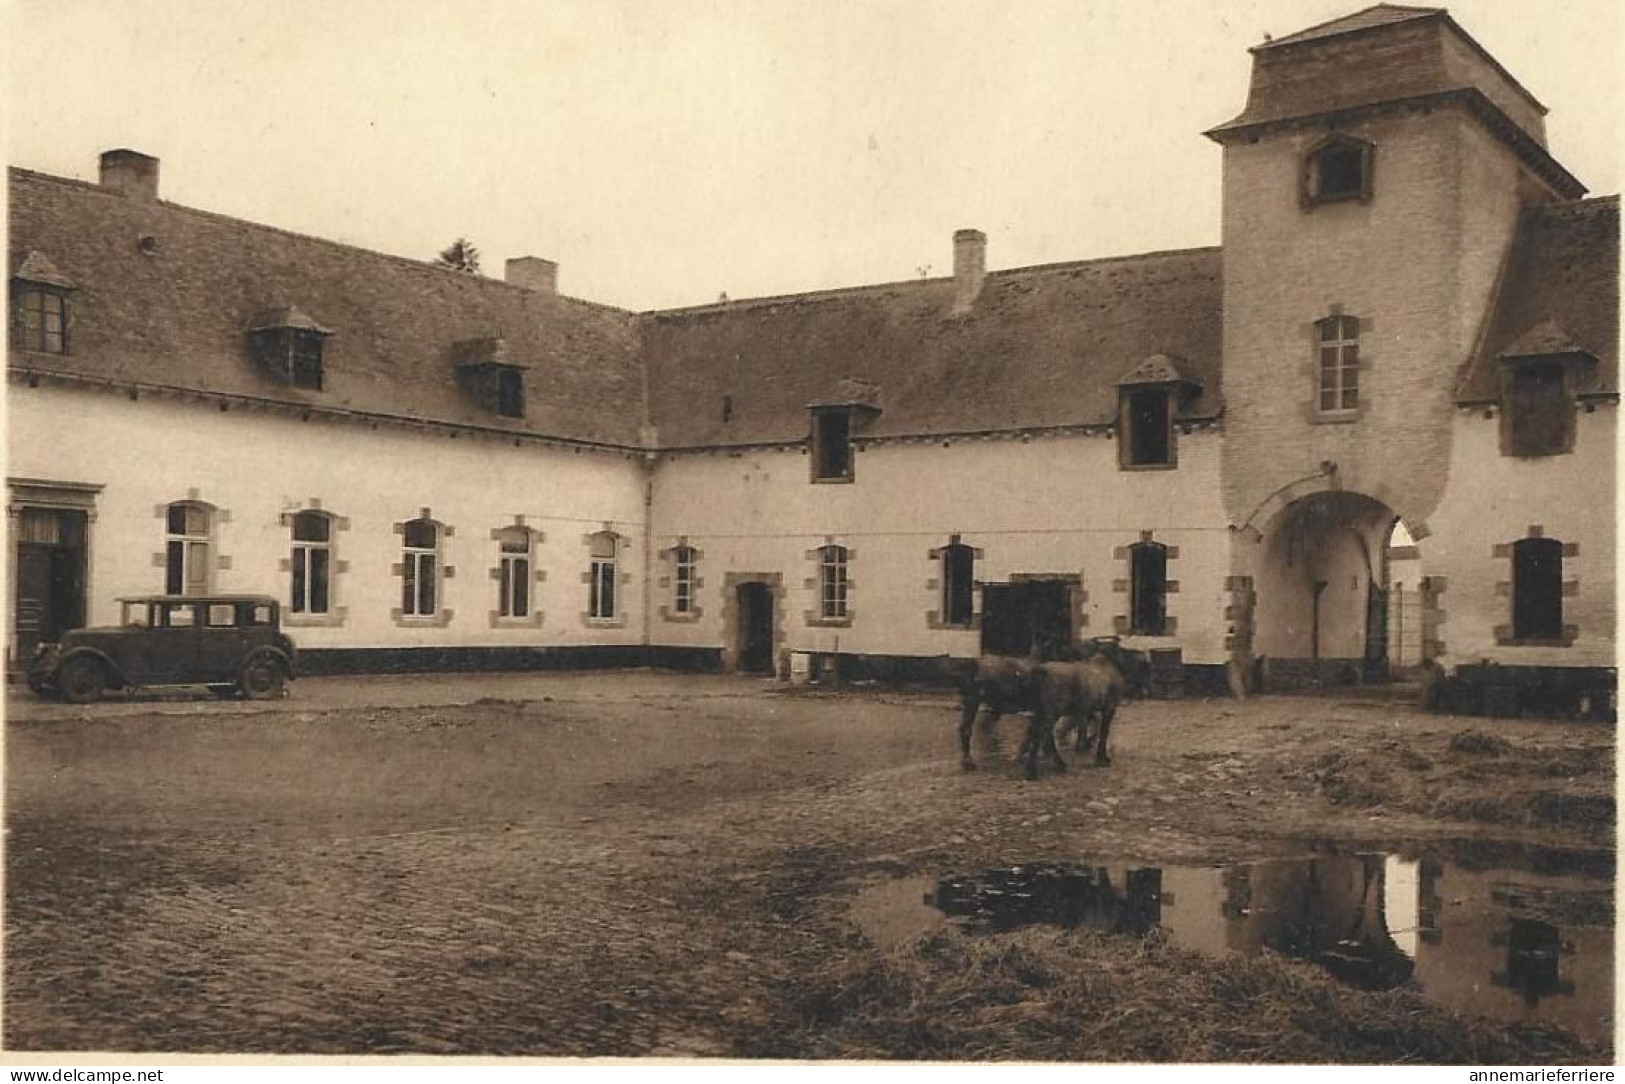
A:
[6, 0, 1621, 311]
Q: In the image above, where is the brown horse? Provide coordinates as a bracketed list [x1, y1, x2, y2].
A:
[956, 654, 1057, 774]
[1040, 640, 1151, 776]
[958, 640, 1149, 780]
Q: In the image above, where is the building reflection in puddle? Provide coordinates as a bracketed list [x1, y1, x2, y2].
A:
[905, 849, 1611, 1043]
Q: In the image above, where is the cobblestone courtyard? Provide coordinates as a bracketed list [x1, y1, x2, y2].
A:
[5, 671, 1614, 1059]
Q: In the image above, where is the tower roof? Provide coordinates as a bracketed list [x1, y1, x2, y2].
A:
[1256, 5, 1443, 51]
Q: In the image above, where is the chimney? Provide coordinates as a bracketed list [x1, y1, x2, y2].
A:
[99, 149, 160, 201]
[505, 256, 558, 295]
[952, 228, 986, 313]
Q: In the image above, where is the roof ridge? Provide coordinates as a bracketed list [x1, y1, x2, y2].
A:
[8, 164, 636, 319]
[993, 245, 1220, 278]
[1257, 4, 1444, 51]
[640, 244, 1220, 319]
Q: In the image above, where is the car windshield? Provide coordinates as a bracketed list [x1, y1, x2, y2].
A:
[121, 601, 152, 628]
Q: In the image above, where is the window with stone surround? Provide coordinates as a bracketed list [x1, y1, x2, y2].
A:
[496, 526, 532, 619]
[588, 532, 618, 620]
[290, 511, 333, 616]
[401, 517, 443, 618]
[165, 501, 214, 595]
[941, 542, 975, 626]
[1129, 541, 1168, 636]
[1316, 315, 1360, 416]
[1511, 537, 1563, 642]
[819, 544, 849, 620]
[1303, 135, 1372, 206]
[673, 544, 697, 616]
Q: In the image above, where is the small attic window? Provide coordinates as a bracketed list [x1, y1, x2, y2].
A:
[1115, 353, 1199, 470]
[11, 251, 76, 356]
[496, 366, 525, 419]
[811, 408, 853, 482]
[1121, 388, 1172, 468]
[453, 337, 528, 419]
[1303, 136, 1372, 206]
[1503, 360, 1572, 458]
[249, 307, 332, 390]
[456, 361, 527, 419]
[11, 286, 70, 355]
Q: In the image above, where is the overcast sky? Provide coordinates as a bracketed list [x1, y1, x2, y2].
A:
[7, 0, 1620, 311]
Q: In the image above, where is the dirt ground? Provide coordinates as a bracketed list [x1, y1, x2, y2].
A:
[3, 671, 1615, 1061]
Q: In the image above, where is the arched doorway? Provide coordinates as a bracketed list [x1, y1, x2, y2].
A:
[1254, 490, 1401, 689]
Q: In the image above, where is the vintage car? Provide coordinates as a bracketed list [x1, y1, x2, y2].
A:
[28, 595, 297, 704]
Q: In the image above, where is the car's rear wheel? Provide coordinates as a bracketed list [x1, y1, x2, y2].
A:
[238, 654, 285, 700]
[59, 658, 106, 704]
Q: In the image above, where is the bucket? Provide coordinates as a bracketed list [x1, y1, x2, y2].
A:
[788, 651, 815, 684]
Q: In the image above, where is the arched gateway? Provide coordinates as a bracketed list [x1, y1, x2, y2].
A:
[1243, 490, 1424, 691]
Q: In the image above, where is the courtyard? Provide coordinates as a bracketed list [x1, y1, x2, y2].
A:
[4, 670, 1615, 1061]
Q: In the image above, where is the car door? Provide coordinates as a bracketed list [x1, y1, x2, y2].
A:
[142, 601, 201, 685]
[195, 601, 247, 681]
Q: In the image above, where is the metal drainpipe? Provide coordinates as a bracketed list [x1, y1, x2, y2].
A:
[641, 472, 654, 661]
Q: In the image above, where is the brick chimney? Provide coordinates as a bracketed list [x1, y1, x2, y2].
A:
[99, 149, 160, 201]
[952, 228, 986, 313]
[505, 256, 558, 295]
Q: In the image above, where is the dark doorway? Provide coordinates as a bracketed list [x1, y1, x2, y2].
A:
[736, 582, 775, 674]
[14, 508, 88, 664]
[980, 581, 1073, 659]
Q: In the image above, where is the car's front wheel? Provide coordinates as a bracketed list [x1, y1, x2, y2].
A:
[237, 653, 286, 700]
[59, 657, 107, 704]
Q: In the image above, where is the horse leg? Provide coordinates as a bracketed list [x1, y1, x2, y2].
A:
[1069, 709, 1092, 755]
[1022, 707, 1045, 781]
[958, 691, 981, 771]
[1094, 699, 1117, 767]
[1043, 710, 1067, 772]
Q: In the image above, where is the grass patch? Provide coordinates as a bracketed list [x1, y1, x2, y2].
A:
[1448, 729, 1511, 756]
[771, 927, 1605, 1063]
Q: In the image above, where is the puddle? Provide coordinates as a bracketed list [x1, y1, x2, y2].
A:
[849, 847, 1614, 1044]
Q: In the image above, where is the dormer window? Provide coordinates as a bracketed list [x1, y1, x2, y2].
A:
[1115, 354, 1201, 470]
[1303, 136, 1373, 206]
[1505, 361, 1571, 457]
[249, 307, 332, 390]
[453, 337, 528, 419]
[1497, 322, 1593, 459]
[10, 251, 75, 356]
[1121, 388, 1172, 468]
[495, 366, 525, 419]
[811, 408, 853, 482]
[808, 378, 881, 483]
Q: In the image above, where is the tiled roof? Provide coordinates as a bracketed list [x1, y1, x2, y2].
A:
[1258, 4, 1443, 50]
[640, 248, 1223, 447]
[7, 168, 645, 447]
[1457, 196, 1620, 403]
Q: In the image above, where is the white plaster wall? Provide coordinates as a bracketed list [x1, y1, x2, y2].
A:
[647, 430, 1233, 663]
[8, 385, 650, 650]
[1423, 409, 1617, 669]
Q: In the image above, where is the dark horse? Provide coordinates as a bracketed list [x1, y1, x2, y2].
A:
[1041, 639, 1151, 772]
[957, 639, 1150, 780]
